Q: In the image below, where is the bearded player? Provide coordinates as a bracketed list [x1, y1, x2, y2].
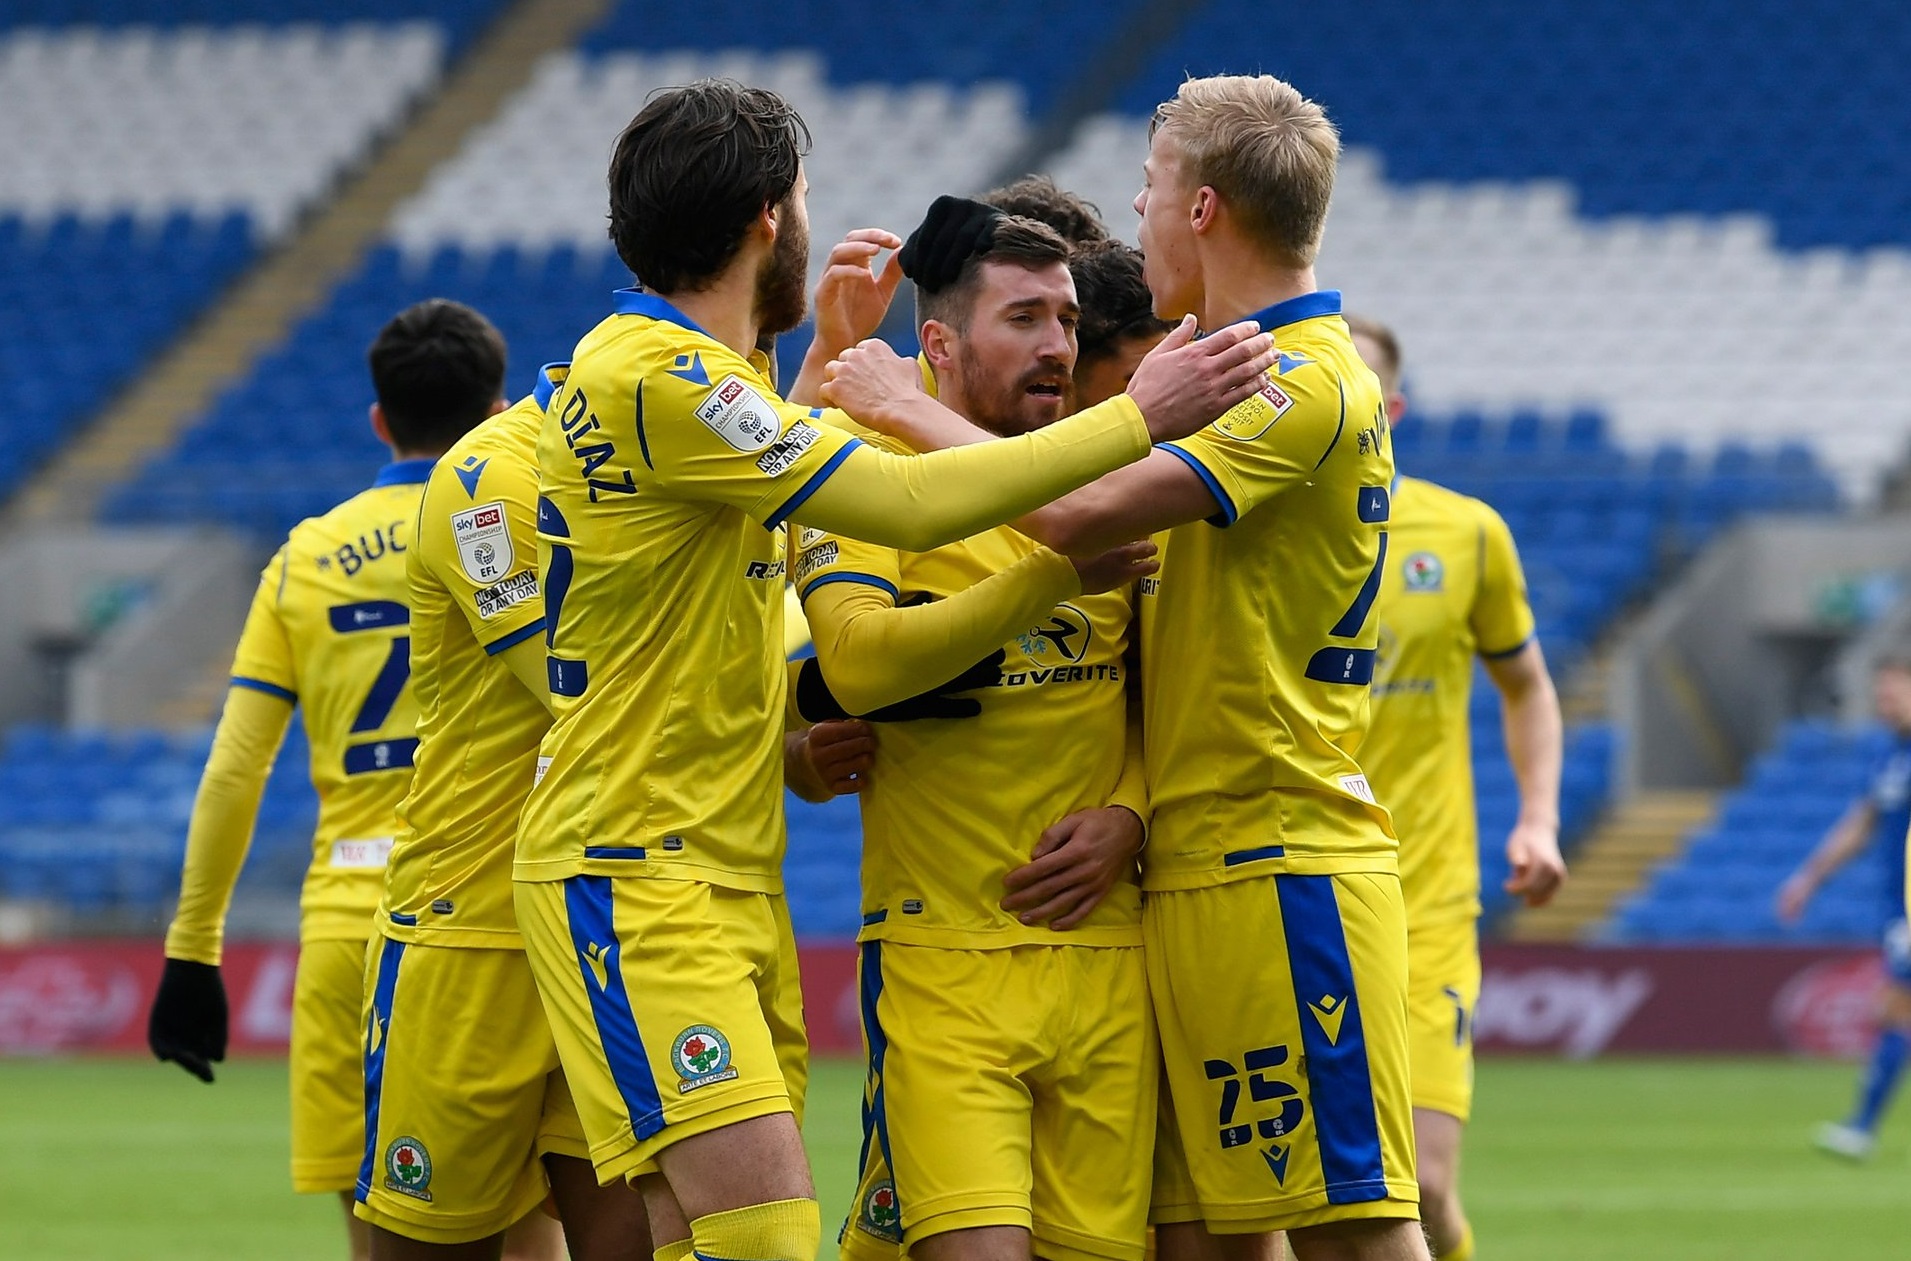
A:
[1350, 315, 1567, 1260]
[823, 75, 1425, 1260]
[803, 212, 1158, 1261]
[512, 78, 1279, 1261]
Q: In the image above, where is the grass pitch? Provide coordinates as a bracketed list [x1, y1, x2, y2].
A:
[1, 1056, 1907, 1259]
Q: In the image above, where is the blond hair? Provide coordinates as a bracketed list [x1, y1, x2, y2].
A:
[1151, 74, 1339, 268]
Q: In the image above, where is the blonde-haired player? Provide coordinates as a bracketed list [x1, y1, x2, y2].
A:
[1349, 315, 1568, 1260]
[827, 74, 1423, 1261]
[514, 78, 1276, 1261]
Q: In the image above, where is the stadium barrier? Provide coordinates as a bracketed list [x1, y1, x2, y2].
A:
[0, 941, 1885, 1059]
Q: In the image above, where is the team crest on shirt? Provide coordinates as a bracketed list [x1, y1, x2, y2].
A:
[695, 374, 779, 452]
[858, 1180, 903, 1242]
[1215, 377, 1296, 443]
[1016, 603, 1091, 664]
[384, 1136, 433, 1201]
[671, 1025, 739, 1092]
[450, 501, 513, 584]
[1402, 551, 1444, 592]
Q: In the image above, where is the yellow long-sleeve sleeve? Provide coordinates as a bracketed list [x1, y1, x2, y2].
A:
[801, 539, 1080, 717]
[788, 396, 1148, 552]
[162, 684, 294, 965]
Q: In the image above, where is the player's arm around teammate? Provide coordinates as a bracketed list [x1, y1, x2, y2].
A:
[518, 81, 1288, 1261]
[834, 82, 1431, 1261]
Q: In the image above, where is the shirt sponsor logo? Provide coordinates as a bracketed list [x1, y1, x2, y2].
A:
[793, 540, 839, 584]
[330, 837, 393, 869]
[755, 420, 821, 475]
[450, 501, 513, 584]
[1016, 604, 1092, 665]
[745, 559, 787, 581]
[475, 570, 538, 620]
[1216, 376, 1295, 443]
[695, 374, 780, 452]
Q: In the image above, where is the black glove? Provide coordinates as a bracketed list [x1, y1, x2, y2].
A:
[796, 651, 1004, 723]
[148, 958, 228, 1083]
[898, 196, 1004, 294]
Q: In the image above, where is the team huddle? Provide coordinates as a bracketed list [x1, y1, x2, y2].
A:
[145, 72, 1568, 1261]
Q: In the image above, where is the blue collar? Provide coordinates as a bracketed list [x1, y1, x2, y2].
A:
[612, 288, 709, 336]
[533, 361, 569, 409]
[1235, 289, 1342, 332]
[373, 457, 436, 487]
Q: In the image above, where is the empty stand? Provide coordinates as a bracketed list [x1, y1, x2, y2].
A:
[1609, 720, 1894, 944]
[0, 19, 471, 506]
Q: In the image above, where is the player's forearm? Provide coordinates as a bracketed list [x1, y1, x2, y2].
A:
[164, 687, 293, 965]
[797, 397, 1149, 553]
[1801, 805, 1875, 882]
[495, 635, 556, 715]
[806, 550, 1079, 715]
[1105, 701, 1150, 837]
[787, 339, 837, 409]
[1495, 657, 1564, 830]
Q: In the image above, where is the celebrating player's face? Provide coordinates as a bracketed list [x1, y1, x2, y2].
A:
[1074, 331, 1169, 410]
[756, 171, 812, 337]
[945, 260, 1080, 436]
[1134, 133, 1202, 323]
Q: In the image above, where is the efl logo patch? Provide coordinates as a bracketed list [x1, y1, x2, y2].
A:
[755, 420, 821, 475]
[1215, 376, 1295, 442]
[671, 1025, 739, 1093]
[475, 570, 538, 620]
[451, 501, 513, 585]
[797, 526, 828, 550]
[858, 1180, 903, 1242]
[384, 1137, 433, 1201]
[1402, 551, 1444, 592]
[695, 374, 780, 452]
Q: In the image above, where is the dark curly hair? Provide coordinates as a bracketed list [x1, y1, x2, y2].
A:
[1069, 240, 1170, 363]
[607, 79, 812, 293]
[982, 175, 1108, 247]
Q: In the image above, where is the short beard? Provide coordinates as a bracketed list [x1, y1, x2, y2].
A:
[754, 206, 810, 337]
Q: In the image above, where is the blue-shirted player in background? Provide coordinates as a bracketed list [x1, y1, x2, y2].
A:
[1776, 653, 1911, 1160]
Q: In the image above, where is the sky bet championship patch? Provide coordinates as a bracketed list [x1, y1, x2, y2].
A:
[672, 1025, 739, 1093]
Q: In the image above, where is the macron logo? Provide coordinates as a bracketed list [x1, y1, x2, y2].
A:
[582, 942, 614, 992]
[1309, 994, 1348, 1045]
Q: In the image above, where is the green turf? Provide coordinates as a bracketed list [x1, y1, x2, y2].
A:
[1, 1056, 1908, 1258]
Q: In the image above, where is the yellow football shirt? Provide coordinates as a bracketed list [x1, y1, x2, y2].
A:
[796, 525, 1143, 948]
[226, 462, 431, 940]
[519, 289, 1151, 890]
[380, 366, 565, 947]
[1361, 476, 1535, 927]
[1140, 291, 1397, 890]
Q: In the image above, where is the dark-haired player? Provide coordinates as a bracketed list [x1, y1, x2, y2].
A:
[826, 74, 1424, 1260]
[807, 215, 1158, 1261]
[511, 78, 1280, 1261]
[149, 301, 514, 1261]
[983, 174, 1109, 246]
[1069, 240, 1173, 407]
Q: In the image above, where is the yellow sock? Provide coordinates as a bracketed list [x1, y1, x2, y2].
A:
[1442, 1223, 1476, 1261]
[689, 1198, 821, 1261]
[655, 1239, 695, 1261]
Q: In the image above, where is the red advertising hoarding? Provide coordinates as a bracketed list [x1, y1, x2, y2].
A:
[0, 940, 1885, 1059]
